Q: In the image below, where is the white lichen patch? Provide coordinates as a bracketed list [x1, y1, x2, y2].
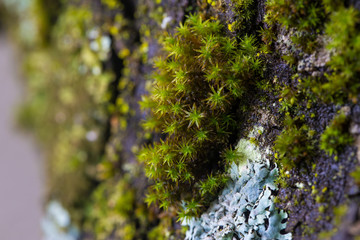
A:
[184, 126, 292, 240]
[42, 201, 79, 240]
[161, 14, 172, 29]
[184, 161, 291, 240]
[297, 36, 332, 77]
[235, 126, 267, 168]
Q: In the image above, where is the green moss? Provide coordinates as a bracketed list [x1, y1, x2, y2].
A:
[318, 228, 337, 239]
[84, 178, 137, 239]
[265, 0, 324, 31]
[351, 167, 360, 185]
[139, 13, 262, 219]
[265, 0, 326, 52]
[102, 0, 123, 10]
[302, 225, 316, 237]
[320, 7, 360, 102]
[230, 0, 257, 32]
[265, 1, 360, 103]
[148, 225, 168, 240]
[333, 204, 348, 225]
[318, 204, 348, 239]
[274, 116, 315, 169]
[320, 113, 352, 156]
[147, 216, 176, 240]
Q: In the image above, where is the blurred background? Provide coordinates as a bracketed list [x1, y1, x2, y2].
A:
[0, 0, 189, 238]
[0, 0, 145, 239]
[0, 17, 44, 240]
[0, 0, 77, 239]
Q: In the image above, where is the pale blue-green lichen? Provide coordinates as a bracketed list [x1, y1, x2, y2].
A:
[42, 201, 79, 240]
[184, 128, 291, 240]
[235, 126, 265, 167]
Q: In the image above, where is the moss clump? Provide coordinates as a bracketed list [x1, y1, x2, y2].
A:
[230, 0, 257, 32]
[320, 113, 352, 156]
[351, 167, 360, 185]
[265, 0, 326, 52]
[84, 178, 137, 240]
[265, 0, 325, 31]
[274, 116, 315, 169]
[318, 204, 348, 239]
[139, 13, 262, 219]
[265, 1, 360, 103]
[320, 7, 360, 102]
